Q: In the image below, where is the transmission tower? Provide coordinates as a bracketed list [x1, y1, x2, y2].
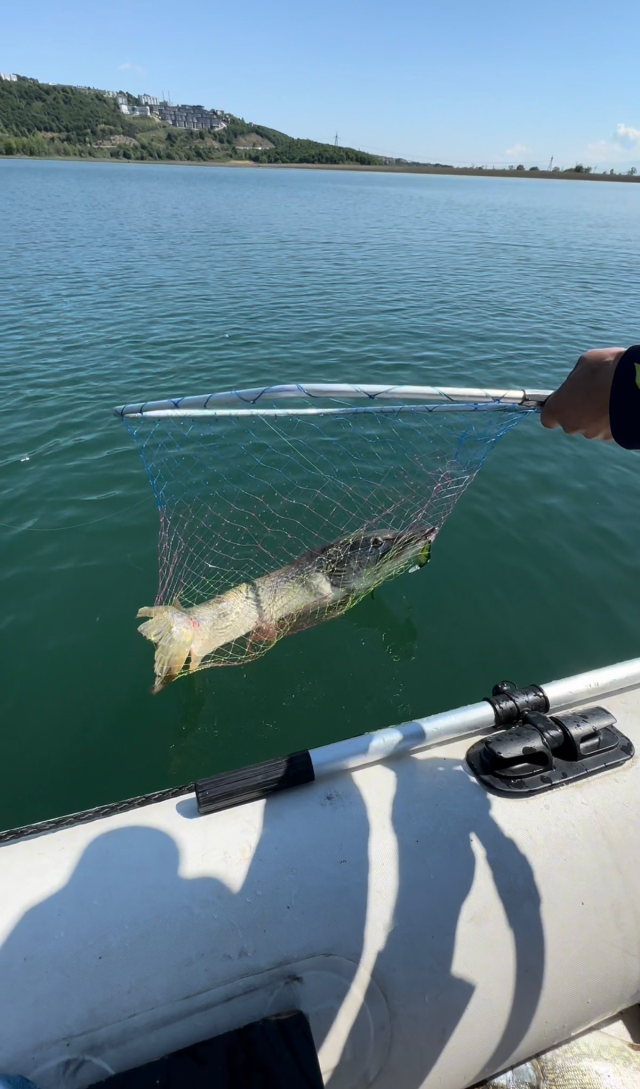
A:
[334, 132, 339, 147]
[548, 155, 554, 170]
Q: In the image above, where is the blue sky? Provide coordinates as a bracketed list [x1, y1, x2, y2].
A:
[4, 0, 640, 168]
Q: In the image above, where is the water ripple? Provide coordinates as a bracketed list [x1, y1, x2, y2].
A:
[2, 158, 640, 827]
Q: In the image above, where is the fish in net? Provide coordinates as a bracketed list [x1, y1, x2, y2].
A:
[118, 386, 533, 692]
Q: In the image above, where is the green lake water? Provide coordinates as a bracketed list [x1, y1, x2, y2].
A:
[2, 158, 640, 830]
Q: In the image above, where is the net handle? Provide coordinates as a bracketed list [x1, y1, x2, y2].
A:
[114, 383, 553, 419]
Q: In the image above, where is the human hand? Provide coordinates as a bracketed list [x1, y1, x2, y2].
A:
[540, 348, 627, 440]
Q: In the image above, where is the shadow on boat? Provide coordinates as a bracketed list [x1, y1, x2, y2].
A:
[0, 754, 544, 1088]
[326, 752, 545, 1087]
[0, 773, 369, 1086]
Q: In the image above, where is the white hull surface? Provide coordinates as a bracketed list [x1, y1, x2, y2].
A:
[1, 661, 640, 1089]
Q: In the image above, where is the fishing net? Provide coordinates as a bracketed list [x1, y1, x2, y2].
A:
[119, 387, 530, 690]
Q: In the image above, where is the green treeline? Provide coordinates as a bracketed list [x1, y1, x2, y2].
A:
[0, 78, 122, 138]
[250, 139, 377, 165]
[0, 77, 380, 166]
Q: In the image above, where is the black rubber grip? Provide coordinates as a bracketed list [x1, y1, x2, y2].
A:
[485, 683, 548, 726]
[195, 751, 315, 815]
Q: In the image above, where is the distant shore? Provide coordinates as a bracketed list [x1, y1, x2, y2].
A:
[242, 162, 640, 183]
[4, 155, 639, 183]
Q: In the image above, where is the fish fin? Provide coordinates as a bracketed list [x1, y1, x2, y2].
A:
[248, 620, 279, 645]
[137, 604, 193, 692]
[189, 649, 203, 672]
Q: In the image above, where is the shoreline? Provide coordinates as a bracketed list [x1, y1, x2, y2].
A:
[3, 155, 639, 183]
[241, 163, 640, 183]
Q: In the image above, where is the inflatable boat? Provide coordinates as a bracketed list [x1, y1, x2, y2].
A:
[1, 655, 640, 1087]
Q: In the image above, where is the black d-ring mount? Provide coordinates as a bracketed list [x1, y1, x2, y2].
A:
[466, 681, 634, 796]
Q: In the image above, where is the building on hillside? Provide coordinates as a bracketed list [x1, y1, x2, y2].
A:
[129, 105, 151, 117]
[156, 104, 226, 131]
[139, 94, 159, 106]
[0, 72, 18, 81]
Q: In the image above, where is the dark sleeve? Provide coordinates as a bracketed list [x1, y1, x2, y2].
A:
[610, 345, 640, 449]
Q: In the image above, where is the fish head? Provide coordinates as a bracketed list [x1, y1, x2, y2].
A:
[326, 524, 437, 592]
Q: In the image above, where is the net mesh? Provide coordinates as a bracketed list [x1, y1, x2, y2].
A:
[123, 397, 528, 690]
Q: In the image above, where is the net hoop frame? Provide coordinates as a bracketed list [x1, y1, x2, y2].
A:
[114, 383, 552, 419]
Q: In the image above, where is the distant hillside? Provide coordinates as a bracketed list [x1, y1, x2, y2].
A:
[0, 76, 380, 166]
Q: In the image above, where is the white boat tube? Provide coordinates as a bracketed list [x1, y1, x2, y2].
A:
[1, 656, 639, 1089]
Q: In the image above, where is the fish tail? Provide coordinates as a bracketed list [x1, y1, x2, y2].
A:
[137, 605, 194, 694]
